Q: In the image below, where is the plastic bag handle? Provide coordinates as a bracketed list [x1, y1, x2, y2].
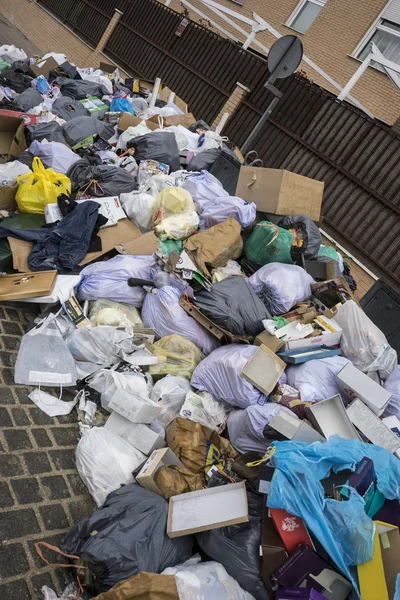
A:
[32, 157, 47, 176]
[35, 541, 86, 569]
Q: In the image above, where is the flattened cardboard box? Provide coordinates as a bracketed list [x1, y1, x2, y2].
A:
[31, 56, 59, 79]
[158, 86, 188, 113]
[0, 271, 57, 300]
[236, 167, 324, 222]
[167, 481, 248, 538]
[116, 231, 159, 256]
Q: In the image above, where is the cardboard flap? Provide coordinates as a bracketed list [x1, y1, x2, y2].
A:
[0, 271, 57, 300]
[0, 116, 26, 157]
[117, 231, 159, 256]
[118, 113, 159, 132]
[79, 218, 142, 266]
[9, 237, 33, 273]
[31, 57, 59, 78]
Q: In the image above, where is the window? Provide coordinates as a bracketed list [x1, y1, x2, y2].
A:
[357, 20, 400, 70]
[287, 0, 327, 34]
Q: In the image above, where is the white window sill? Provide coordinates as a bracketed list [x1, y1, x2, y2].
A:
[282, 23, 305, 35]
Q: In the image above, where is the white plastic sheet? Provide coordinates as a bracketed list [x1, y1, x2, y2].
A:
[76, 427, 145, 507]
[29, 389, 77, 417]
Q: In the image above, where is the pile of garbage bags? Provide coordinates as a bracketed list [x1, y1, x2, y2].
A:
[4, 46, 400, 600]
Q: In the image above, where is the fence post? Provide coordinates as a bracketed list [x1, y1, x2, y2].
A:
[211, 82, 250, 131]
[94, 8, 123, 54]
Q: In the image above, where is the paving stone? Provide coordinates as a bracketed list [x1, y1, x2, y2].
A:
[0, 508, 40, 539]
[15, 387, 33, 404]
[0, 350, 17, 367]
[32, 428, 53, 447]
[68, 497, 95, 523]
[51, 426, 79, 446]
[4, 429, 32, 451]
[0, 385, 15, 404]
[50, 448, 76, 471]
[2, 366, 16, 385]
[24, 451, 52, 475]
[40, 475, 70, 500]
[0, 543, 30, 578]
[0, 405, 12, 427]
[2, 334, 21, 351]
[28, 533, 66, 568]
[40, 504, 69, 531]
[67, 473, 88, 496]
[0, 481, 14, 508]
[57, 411, 79, 424]
[11, 478, 42, 504]
[12, 407, 31, 426]
[28, 407, 54, 425]
[2, 320, 22, 335]
[0, 306, 6, 320]
[31, 572, 55, 597]
[0, 453, 24, 477]
[0, 579, 31, 600]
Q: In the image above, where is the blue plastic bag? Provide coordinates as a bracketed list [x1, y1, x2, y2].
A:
[110, 96, 134, 115]
[267, 436, 400, 596]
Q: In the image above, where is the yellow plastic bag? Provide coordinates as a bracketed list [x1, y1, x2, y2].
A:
[149, 334, 204, 379]
[15, 157, 71, 214]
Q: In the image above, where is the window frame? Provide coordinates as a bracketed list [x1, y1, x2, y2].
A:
[286, 0, 327, 34]
[353, 18, 400, 71]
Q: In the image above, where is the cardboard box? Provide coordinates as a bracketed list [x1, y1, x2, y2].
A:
[336, 362, 392, 417]
[306, 394, 361, 441]
[241, 344, 286, 396]
[346, 398, 400, 454]
[45, 197, 127, 229]
[235, 167, 324, 222]
[80, 96, 109, 119]
[149, 113, 195, 128]
[158, 86, 188, 113]
[278, 346, 341, 364]
[357, 521, 400, 600]
[105, 411, 166, 456]
[116, 231, 160, 256]
[108, 389, 161, 424]
[272, 544, 352, 600]
[382, 416, 400, 437]
[340, 457, 385, 518]
[269, 410, 326, 443]
[0, 271, 57, 300]
[137, 448, 184, 496]
[167, 481, 248, 538]
[311, 278, 359, 308]
[31, 56, 59, 78]
[0, 115, 27, 210]
[270, 508, 314, 554]
[261, 505, 288, 597]
[283, 331, 342, 352]
[79, 218, 142, 266]
[118, 113, 159, 132]
[304, 259, 340, 281]
[258, 464, 276, 495]
[255, 330, 285, 353]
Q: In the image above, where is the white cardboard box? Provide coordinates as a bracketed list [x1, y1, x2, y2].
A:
[336, 362, 392, 416]
[167, 481, 248, 538]
[136, 447, 184, 496]
[108, 389, 161, 424]
[382, 416, 400, 438]
[44, 196, 126, 228]
[105, 411, 166, 455]
[306, 394, 361, 440]
[241, 344, 286, 396]
[283, 331, 342, 352]
[346, 398, 400, 454]
[269, 410, 325, 443]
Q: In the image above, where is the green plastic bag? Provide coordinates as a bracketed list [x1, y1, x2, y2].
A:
[318, 244, 341, 263]
[244, 221, 294, 266]
[0, 58, 11, 72]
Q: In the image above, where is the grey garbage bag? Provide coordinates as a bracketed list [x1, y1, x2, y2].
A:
[277, 215, 322, 260]
[52, 95, 89, 121]
[196, 490, 269, 600]
[59, 78, 109, 100]
[26, 122, 67, 145]
[195, 276, 270, 336]
[187, 148, 220, 172]
[61, 483, 194, 593]
[63, 116, 114, 147]
[67, 160, 137, 197]
[13, 87, 43, 112]
[127, 132, 181, 172]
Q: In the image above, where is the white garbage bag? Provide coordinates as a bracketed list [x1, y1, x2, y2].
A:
[0, 160, 31, 186]
[335, 300, 397, 379]
[76, 427, 145, 507]
[0, 45, 27, 62]
[120, 190, 156, 232]
[116, 122, 152, 150]
[286, 356, 351, 403]
[29, 140, 80, 174]
[227, 403, 289, 453]
[150, 375, 192, 434]
[180, 390, 227, 433]
[80, 70, 113, 94]
[89, 367, 153, 412]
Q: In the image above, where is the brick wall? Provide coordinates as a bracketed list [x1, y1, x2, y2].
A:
[165, 0, 400, 125]
[212, 82, 249, 129]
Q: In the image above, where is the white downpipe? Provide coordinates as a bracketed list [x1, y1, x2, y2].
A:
[149, 77, 161, 109]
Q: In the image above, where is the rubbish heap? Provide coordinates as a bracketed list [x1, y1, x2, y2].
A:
[0, 46, 399, 600]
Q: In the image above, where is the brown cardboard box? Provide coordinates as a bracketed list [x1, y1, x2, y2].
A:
[149, 113, 196, 129]
[137, 448, 184, 497]
[99, 61, 116, 74]
[0, 115, 27, 210]
[9, 238, 32, 272]
[235, 167, 324, 221]
[118, 113, 159, 132]
[254, 330, 285, 353]
[31, 57, 59, 79]
[261, 505, 288, 597]
[116, 231, 159, 256]
[0, 271, 57, 300]
[158, 86, 188, 113]
[79, 218, 142, 266]
[241, 344, 286, 396]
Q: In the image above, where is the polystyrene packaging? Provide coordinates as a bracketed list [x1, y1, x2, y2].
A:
[286, 356, 351, 403]
[335, 300, 397, 379]
[89, 299, 143, 328]
[190, 345, 267, 409]
[141, 286, 220, 356]
[75, 427, 146, 507]
[248, 262, 315, 315]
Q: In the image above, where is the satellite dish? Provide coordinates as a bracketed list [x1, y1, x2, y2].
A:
[268, 35, 303, 79]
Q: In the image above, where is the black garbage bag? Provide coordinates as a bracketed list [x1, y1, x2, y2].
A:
[13, 88, 43, 112]
[278, 214, 322, 260]
[52, 95, 89, 121]
[189, 120, 210, 133]
[0, 68, 33, 93]
[26, 122, 67, 145]
[11, 60, 36, 77]
[195, 276, 271, 336]
[127, 132, 180, 172]
[67, 159, 137, 197]
[61, 483, 194, 593]
[187, 148, 220, 172]
[63, 116, 114, 148]
[59, 78, 109, 100]
[14, 151, 35, 169]
[196, 490, 269, 600]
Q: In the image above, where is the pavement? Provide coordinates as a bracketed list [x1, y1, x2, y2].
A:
[0, 19, 95, 600]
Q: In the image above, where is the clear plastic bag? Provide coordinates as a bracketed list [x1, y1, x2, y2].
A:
[152, 186, 199, 239]
[154, 211, 199, 241]
[0, 160, 31, 186]
[180, 390, 227, 433]
[211, 260, 244, 283]
[89, 367, 153, 412]
[120, 190, 156, 233]
[75, 427, 146, 507]
[89, 299, 143, 328]
[148, 334, 204, 379]
[151, 375, 192, 434]
[335, 300, 397, 379]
